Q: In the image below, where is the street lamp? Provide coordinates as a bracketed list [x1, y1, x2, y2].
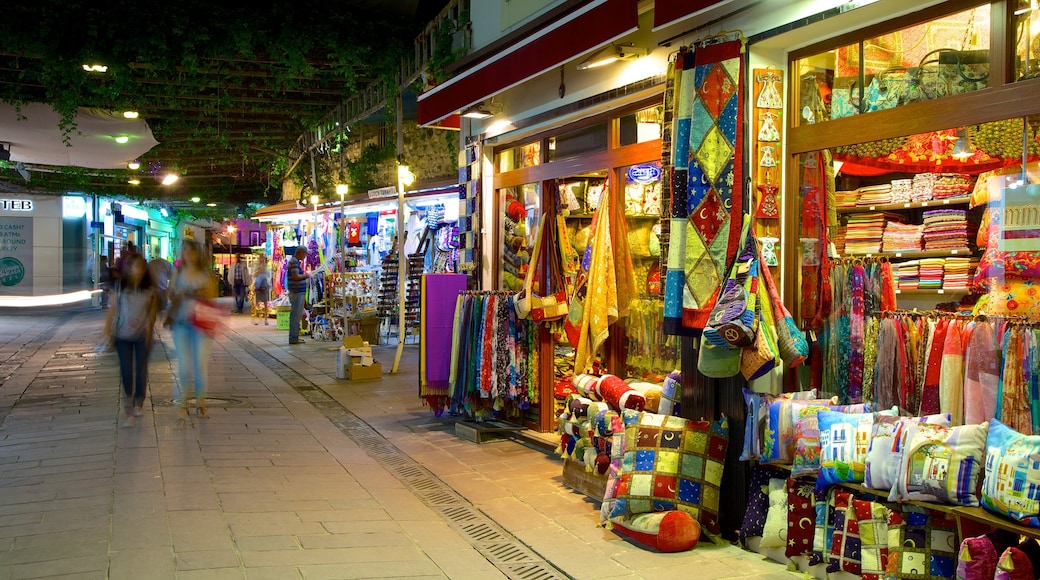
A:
[391, 164, 416, 374]
[311, 194, 320, 243]
[227, 224, 237, 255]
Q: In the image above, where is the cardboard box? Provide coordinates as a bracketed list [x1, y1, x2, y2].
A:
[342, 334, 365, 349]
[345, 361, 382, 380]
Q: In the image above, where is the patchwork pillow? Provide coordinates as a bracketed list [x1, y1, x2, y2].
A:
[885, 507, 957, 579]
[864, 413, 952, 492]
[659, 372, 681, 417]
[609, 412, 729, 537]
[994, 542, 1040, 580]
[817, 409, 896, 489]
[981, 418, 1040, 528]
[610, 510, 701, 552]
[854, 499, 897, 580]
[600, 409, 641, 523]
[758, 478, 789, 549]
[738, 466, 775, 543]
[809, 486, 835, 566]
[890, 421, 989, 506]
[827, 490, 861, 575]
[784, 477, 817, 559]
[957, 530, 1020, 580]
[762, 396, 833, 463]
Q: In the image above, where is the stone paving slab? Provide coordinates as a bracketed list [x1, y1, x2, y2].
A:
[0, 303, 797, 579]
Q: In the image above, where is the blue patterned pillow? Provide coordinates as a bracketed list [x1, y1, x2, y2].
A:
[981, 418, 1040, 528]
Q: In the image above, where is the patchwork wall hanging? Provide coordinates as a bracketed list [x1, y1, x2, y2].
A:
[457, 141, 482, 279]
[664, 36, 747, 336]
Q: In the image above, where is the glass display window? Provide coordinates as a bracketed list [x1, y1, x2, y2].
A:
[548, 122, 608, 162]
[499, 183, 541, 292]
[1014, 0, 1040, 81]
[619, 105, 664, 146]
[495, 141, 541, 172]
[794, 4, 992, 126]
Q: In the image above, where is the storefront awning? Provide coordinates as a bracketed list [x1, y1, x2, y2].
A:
[252, 200, 303, 220]
[652, 0, 730, 30]
[416, 0, 638, 126]
[253, 183, 459, 223]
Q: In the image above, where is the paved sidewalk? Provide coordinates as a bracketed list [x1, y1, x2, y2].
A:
[0, 303, 794, 579]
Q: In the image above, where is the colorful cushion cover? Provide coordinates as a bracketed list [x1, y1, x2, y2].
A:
[864, 413, 951, 492]
[738, 466, 775, 543]
[600, 409, 641, 523]
[981, 418, 1040, 528]
[785, 477, 817, 558]
[854, 499, 897, 580]
[609, 510, 701, 552]
[828, 490, 861, 575]
[886, 507, 957, 579]
[809, 486, 835, 566]
[994, 541, 1040, 580]
[609, 412, 729, 537]
[890, 421, 989, 506]
[956, 530, 1020, 580]
[817, 409, 891, 489]
[759, 477, 789, 549]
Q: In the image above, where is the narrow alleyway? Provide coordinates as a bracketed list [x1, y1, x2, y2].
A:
[0, 304, 794, 580]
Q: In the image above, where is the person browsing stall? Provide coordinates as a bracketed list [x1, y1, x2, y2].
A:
[287, 246, 310, 344]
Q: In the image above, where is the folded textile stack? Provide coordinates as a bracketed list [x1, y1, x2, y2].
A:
[932, 173, 974, 199]
[890, 179, 914, 203]
[836, 190, 859, 208]
[833, 225, 847, 255]
[882, 221, 923, 252]
[918, 257, 946, 289]
[943, 257, 976, 289]
[923, 209, 969, 251]
[856, 184, 893, 206]
[845, 212, 899, 254]
[894, 260, 920, 289]
[911, 173, 937, 202]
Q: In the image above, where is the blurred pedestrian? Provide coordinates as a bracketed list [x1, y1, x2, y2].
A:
[252, 254, 271, 326]
[287, 246, 310, 344]
[231, 255, 251, 313]
[167, 241, 217, 425]
[147, 251, 174, 313]
[99, 255, 112, 309]
[104, 253, 159, 427]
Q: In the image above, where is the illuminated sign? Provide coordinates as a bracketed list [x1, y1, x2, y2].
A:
[0, 199, 33, 212]
[119, 204, 150, 221]
[627, 164, 661, 184]
[368, 186, 398, 199]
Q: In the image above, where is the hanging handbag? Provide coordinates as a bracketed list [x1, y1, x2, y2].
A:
[189, 298, 224, 336]
[515, 214, 569, 322]
[740, 270, 781, 381]
[703, 226, 759, 349]
[759, 248, 809, 367]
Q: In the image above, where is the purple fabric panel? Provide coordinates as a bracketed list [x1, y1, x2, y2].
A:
[422, 274, 469, 386]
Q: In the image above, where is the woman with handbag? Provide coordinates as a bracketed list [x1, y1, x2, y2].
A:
[104, 253, 159, 427]
[167, 241, 218, 425]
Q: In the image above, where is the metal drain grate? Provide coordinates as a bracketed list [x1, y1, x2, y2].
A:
[155, 396, 249, 408]
[233, 338, 570, 580]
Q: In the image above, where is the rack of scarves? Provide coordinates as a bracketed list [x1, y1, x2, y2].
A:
[448, 291, 540, 420]
[819, 257, 897, 403]
[863, 310, 1040, 434]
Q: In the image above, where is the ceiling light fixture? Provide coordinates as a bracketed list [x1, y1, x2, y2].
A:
[127, 161, 140, 170]
[161, 173, 179, 185]
[190, 196, 201, 203]
[82, 64, 108, 73]
[159, 207, 169, 217]
[122, 111, 139, 119]
[951, 128, 973, 160]
[114, 136, 129, 144]
[206, 203, 217, 207]
[460, 100, 503, 119]
[576, 43, 647, 71]
[128, 179, 140, 185]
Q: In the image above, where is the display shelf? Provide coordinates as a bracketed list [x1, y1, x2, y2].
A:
[894, 288, 973, 295]
[848, 248, 973, 259]
[836, 195, 972, 214]
[563, 213, 662, 220]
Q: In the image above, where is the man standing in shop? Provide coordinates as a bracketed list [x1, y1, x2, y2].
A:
[287, 246, 310, 344]
[230, 255, 251, 314]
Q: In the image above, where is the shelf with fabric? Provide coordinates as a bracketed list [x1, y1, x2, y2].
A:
[837, 195, 972, 214]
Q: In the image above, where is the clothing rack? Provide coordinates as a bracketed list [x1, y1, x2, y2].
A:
[872, 309, 1038, 325]
[458, 290, 514, 296]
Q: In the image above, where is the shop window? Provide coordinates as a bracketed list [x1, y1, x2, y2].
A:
[495, 141, 541, 172]
[499, 183, 541, 292]
[548, 122, 608, 161]
[794, 4, 991, 126]
[1014, 0, 1040, 81]
[619, 105, 664, 146]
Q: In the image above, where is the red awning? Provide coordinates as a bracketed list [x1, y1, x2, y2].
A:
[653, 0, 727, 29]
[416, 0, 638, 126]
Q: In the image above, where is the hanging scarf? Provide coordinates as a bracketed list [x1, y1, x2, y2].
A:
[863, 316, 880, 403]
[879, 261, 897, 312]
[1030, 329, 1040, 434]
[848, 264, 866, 402]
[919, 318, 948, 415]
[938, 319, 966, 424]
[963, 319, 1000, 425]
[997, 326, 1031, 434]
[873, 317, 900, 411]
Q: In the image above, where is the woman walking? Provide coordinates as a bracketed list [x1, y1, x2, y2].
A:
[168, 241, 218, 425]
[104, 253, 159, 427]
[252, 254, 272, 326]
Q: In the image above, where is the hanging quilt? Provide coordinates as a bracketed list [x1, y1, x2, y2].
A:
[664, 40, 746, 336]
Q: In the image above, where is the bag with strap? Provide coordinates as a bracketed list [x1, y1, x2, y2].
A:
[759, 249, 809, 367]
[189, 298, 224, 336]
[703, 225, 759, 349]
[514, 213, 569, 322]
[740, 266, 781, 381]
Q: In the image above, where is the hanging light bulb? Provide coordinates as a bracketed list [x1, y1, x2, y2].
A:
[951, 128, 973, 160]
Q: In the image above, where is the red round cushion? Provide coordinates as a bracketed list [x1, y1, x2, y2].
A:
[610, 511, 700, 553]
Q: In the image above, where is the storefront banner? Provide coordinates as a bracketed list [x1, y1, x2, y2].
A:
[0, 216, 33, 294]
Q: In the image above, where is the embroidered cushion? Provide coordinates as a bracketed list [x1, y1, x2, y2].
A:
[758, 478, 789, 549]
[827, 490, 861, 575]
[784, 477, 817, 559]
[853, 499, 897, 580]
[609, 412, 729, 537]
[981, 418, 1040, 528]
[890, 421, 989, 506]
[864, 413, 951, 492]
[609, 510, 700, 553]
[886, 507, 957, 579]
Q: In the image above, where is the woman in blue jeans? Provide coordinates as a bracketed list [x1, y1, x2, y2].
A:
[104, 254, 159, 427]
[167, 242, 218, 426]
